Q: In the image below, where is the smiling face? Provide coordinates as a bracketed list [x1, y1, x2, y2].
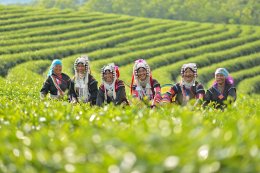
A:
[77, 63, 86, 74]
[137, 67, 147, 81]
[183, 68, 195, 83]
[104, 70, 113, 84]
[215, 73, 225, 85]
[53, 65, 62, 75]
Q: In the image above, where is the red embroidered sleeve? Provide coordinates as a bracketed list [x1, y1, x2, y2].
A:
[162, 87, 175, 103]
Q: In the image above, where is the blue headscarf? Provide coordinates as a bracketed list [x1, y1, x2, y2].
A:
[47, 59, 62, 77]
[215, 68, 229, 78]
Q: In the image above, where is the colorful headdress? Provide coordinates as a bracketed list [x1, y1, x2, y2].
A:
[181, 63, 198, 77]
[180, 63, 198, 87]
[101, 63, 119, 102]
[133, 59, 151, 79]
[73, 55, 91, 102]
[47, 59, 62, 77]
[101, 63, 119, 81]
[131, 59, 154, 99]
[74, 55, 90, 75]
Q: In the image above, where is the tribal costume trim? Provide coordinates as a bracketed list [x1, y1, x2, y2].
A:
[130, 59, 161, 104]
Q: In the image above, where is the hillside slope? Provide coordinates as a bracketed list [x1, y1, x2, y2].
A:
[0, 6, 259, 94]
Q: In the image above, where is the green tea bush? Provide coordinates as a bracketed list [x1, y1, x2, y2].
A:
[238, 75, 260, 94]
[232, 66, 260, 84]
[0, 6, 260, 172]
[0, 78, 260, 173]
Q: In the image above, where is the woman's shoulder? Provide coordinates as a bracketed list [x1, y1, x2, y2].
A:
[195, 81, 204, 88]
[226, 82, 235, 88]
[173, 82, 181, 88]
[225, 82, 236, 92]
[61, 73, 71, 80]
[43, 75, 52, 83]
[89, 74, 97, 82]
[206, 86, 216, 94]
[116, 79, 125, 87]
[98, 84, 105, 91]
[151, 78, 158, 82]
[151, 78, 160, 87]
[46, 75, 52, 80]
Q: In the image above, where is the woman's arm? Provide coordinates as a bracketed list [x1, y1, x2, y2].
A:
[89, 77, 98, 105]
[115, 85, 128, 105]
[96, 88, 105, 106]
[40, 77, 51, 99]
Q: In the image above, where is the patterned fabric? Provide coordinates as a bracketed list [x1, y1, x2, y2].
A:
[40, 73, 71, 99]
[70, 74, 98, 105]
[74, 55, 90, 73]
[162, 63, 204, 106]
[131, 79, 160, 100]
[203, 81, 236, 109]
[180, 63, 198, 87]
[131, 59, 161, 105]
[162, 81, 205, 106]
[181, 63, 198, 77]
[96, 80, 128, 106]
[72, 55, 93, 103]
[100, 63, 119, 102]
[96, 63, 127, 106]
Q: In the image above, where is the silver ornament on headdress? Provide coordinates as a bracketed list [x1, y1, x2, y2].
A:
[181, 63, 198, 77]
[74, 55, 90, 74]
[133, 59, 150, 79]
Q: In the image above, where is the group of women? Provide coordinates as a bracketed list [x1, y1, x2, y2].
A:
[40, 55, 236, 109]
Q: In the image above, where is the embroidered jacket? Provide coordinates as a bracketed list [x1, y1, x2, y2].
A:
[162, 81, 205, 106]
[70, 74, 98, 105]
[131, 79, 160, 98]
[203, 82, 236, 109]
[40, 73, 71, 98]
[96, 79, 128, 106]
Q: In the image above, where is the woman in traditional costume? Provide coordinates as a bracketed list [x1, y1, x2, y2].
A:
[130, 59, 161, 107]
[40, 59, 71, 99]
[162, 63, 205, 106]
[96, 63, 128, 106]
[70, 55, 98, 105]
[203, 68, 236, 109]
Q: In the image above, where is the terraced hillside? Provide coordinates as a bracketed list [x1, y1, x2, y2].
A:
[1, 6, 260, 173]
[0, 6, 260, 93]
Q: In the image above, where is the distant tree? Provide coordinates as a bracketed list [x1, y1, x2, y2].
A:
[82, 0, 112, 12]
[111, 0, 143, 16]
[32, 0, 85, 9]
[31, 0, 260, 25]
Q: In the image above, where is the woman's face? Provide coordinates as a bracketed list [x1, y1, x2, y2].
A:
[53, 65, 62, 75]
[215, 73, 225, 85]
[137, 67, 147, 81]
[104, 70, 113, 84]
[183, 68, 194, 83]
[77, 63, 86, 74]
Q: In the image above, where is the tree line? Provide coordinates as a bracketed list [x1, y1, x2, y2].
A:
[21, 0, 260, 25]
